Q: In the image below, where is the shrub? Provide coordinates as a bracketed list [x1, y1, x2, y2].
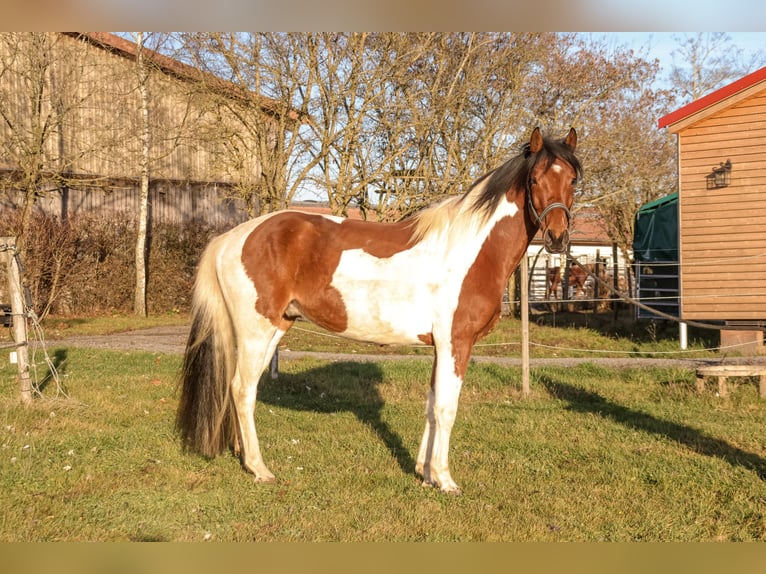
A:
[0, 210, 218, 316]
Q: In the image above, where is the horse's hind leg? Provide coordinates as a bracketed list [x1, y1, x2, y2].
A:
[230, 324, 288, 482]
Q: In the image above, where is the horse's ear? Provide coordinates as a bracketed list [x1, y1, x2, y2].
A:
[563, 127, 577, 151]
[529, 127, 543, 153]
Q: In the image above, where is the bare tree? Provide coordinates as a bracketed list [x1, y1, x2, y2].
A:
[669, 33, 766, 103]
[180, 34, 550, 220]
[522, 34, 677, 260]
[302, 32, 380, 217]
[184, 33, 675, 229]
[585, 83, 677, 261]
[361, 33, 557, 221]
[174, 33, 679, 259]
[110, 32, 219, 316]
[468, 33, 677, 267]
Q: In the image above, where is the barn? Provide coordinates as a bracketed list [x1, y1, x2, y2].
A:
[0, 32, 292, 228]
[658, 66, 766, 353]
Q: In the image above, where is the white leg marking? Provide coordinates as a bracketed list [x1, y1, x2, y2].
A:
[230, 332, 278, 483]
[417, 349, 463, 494]
[431, 369, 463, 494]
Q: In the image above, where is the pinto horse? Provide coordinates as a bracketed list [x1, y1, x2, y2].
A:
[177, 127, 580, 494]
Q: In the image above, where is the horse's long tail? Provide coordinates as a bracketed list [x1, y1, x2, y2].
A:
[176, 235, 237, 458]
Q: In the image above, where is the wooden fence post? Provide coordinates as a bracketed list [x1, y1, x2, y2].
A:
[270, 348, 279, 379]
[593, 249, 601, 315]
[562, 250, 572, 312]
[521, 252, 530, 397]
[1, 238, 31, 405]
[612, 242, 620, 326]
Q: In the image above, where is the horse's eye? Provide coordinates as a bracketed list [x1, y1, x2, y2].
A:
[571, 178, 577, 186]
[530, 177, 538, 186]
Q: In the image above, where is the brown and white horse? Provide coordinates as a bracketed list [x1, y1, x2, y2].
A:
[546, 264, 591, 300]
[177, 127, 581, 494]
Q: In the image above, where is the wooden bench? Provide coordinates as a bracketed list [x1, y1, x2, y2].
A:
[695, 365, 766, 398]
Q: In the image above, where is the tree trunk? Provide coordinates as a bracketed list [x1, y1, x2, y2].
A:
[134, 32, 150, 317]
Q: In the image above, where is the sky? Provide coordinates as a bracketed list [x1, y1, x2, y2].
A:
[594, 32, 766, 79]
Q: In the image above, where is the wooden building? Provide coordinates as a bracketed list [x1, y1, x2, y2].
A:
[0, 32, 292, 227]
[658, 66, 766, 350]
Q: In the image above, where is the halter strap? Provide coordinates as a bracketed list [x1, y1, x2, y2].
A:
[527, 192, 571, 228]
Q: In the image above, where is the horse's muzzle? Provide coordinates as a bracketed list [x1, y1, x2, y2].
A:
[543, 227, 569, 254]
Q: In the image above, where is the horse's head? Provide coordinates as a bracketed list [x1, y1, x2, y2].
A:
[526, 127, 580, 254]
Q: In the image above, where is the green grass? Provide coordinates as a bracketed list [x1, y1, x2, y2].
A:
[1, 346, 765, 541]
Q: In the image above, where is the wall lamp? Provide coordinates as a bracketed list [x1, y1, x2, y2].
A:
[706, 159, 731, 189]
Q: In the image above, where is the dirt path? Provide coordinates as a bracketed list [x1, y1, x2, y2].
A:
[52, 325, 766, 370]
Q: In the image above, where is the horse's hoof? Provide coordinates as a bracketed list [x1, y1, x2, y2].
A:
[421, 478, 461, 495]
[254, 474, 276, 484]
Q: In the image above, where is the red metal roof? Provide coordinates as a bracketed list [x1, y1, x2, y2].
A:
[658, 66, 766, 129]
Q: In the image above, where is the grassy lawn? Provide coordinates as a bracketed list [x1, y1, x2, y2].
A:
[1, 340, 765, 541]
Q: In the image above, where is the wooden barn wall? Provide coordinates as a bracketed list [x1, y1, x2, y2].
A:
[0, 33, 263, 189]
[0, 183, 249, 230]
[677, 89, 766, 321]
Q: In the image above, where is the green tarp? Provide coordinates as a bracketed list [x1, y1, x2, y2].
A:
[633, 192, 678, 262]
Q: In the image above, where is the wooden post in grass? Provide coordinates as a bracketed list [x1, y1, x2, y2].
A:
[520, 252, 530, 397]
[593, 249, 601, 315]
[1, 238, 31, 405]
[270, 349, 279, 379]
[612, 242, 620, 326]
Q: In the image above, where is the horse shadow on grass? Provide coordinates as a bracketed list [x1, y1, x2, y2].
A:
[256, 361, 417, 477]
[539, 375, 766, 480]
[35, 348, 69, 395]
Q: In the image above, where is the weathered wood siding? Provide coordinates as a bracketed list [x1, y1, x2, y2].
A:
[675, 89, 766, 320]
[0, 33, 266, 225]
[0, 181, 250, 229]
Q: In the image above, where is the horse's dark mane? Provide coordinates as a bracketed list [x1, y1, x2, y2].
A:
[409, 132, 581, 242]
[465, 135, 582, 220]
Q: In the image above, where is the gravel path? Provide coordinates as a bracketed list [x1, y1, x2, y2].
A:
[52, 325, 766, 370]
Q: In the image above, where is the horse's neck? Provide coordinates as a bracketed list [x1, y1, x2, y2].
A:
[483, 200, 538, 284]
[515, 196, 539, 272]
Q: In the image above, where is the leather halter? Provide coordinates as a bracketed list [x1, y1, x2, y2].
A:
[527, 198, 572, 227]
[526, 186, 571, 229]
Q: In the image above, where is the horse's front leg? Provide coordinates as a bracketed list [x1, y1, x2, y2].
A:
[416, 346, 464, 495]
